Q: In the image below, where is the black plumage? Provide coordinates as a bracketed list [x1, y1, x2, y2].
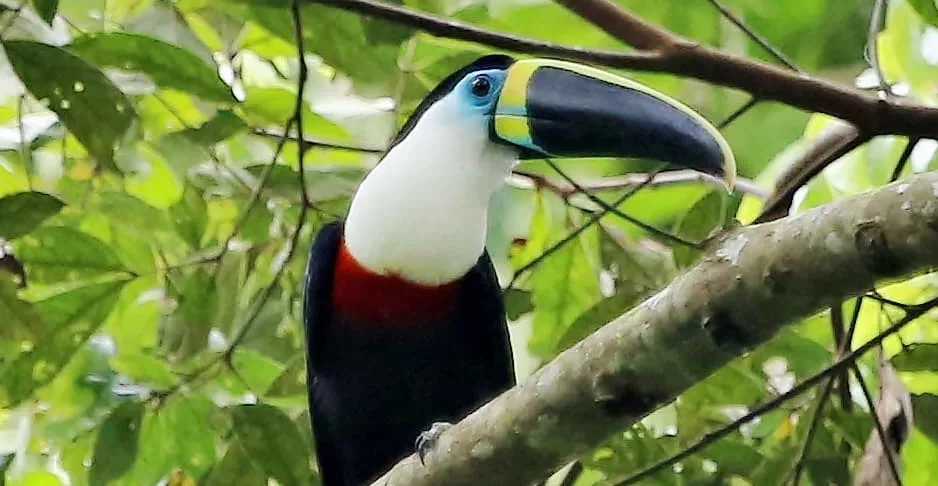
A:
[303, 222, 515, 486]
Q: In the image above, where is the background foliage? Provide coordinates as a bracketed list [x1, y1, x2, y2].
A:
[1, 0, 938, 485]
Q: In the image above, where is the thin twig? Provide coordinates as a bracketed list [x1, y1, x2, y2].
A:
[226, 0, 313, 352]
[223, 216, 308, 352]
[313, 0, 662, 65]
[151, 1, 317, 402]
[153, 93, 253, 192]
[850, 363, 904, 485]
[890, 137, 920, 183]
[867, 0, 892, 96]
[510, 169, 769, 199]
[791, 301, 859, 485]
[756, 130, 870, 223]
[16, 95, 31, 189]
[252, 127, 385, 153]
[612, 296, 938, 486]
[704, 0, 799, 71]
[544, 160, 702, 248]
[841, 298, 864, 410]
[790, 375, 837, 485]
[160, 253, 230, 274]
[213, 118, 296, 269]
[293, 0, 311, 209]
[719, 98, 759, 129]
[507, 168, 663, 290]
[865, 291, 913, 309]
[391, 37, 418, 136]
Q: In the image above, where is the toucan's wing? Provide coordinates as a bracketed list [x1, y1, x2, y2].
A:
[303, 221, 344, 371]
[461, 250, 516, 396]
[303, 221, 344, 486]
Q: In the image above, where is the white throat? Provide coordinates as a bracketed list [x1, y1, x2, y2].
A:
[344, 96, 519, 285]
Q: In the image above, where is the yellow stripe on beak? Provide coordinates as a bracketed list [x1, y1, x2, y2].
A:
[493, 116, 534, 149]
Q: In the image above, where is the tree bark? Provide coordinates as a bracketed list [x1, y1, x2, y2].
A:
[370, 171, 938, 486]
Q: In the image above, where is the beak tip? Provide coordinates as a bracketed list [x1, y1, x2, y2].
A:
[696, 152, 736, 193]
[709, 148, 737, 194]
[722, 153, 738, 193]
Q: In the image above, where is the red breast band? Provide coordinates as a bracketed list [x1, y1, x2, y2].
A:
[332, 240, 461, 323]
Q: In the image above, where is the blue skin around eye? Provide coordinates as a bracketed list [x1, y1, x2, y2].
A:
[454, 69, 507, 116]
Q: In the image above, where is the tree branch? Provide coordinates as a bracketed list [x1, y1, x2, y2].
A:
[312, 0, 938, 139]
[756, 121, 868, 223]
[704, 0, 799, 71]
[369, 171, 938, 486]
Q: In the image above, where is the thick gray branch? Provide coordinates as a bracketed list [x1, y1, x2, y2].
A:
[370, 171, 938, 486]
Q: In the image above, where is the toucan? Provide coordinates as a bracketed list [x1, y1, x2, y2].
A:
[303, 54, 735, 486]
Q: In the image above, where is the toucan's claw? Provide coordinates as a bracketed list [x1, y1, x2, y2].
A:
[415, 421, 453, 465]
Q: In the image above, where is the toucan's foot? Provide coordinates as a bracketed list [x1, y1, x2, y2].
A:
[416, 421, 453, 465]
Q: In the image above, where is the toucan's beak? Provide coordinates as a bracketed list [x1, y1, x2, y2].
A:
[493, 59, 736, 189]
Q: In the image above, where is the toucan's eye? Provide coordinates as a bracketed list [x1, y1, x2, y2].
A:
[470, 75, 492, 98]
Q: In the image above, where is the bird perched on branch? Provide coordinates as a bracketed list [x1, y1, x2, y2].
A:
[303, 54, 735, 486]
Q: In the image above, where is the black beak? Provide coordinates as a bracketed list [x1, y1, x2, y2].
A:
[493, 59, 735, 187]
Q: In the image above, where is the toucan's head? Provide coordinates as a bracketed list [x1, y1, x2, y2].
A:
[345, 54, 736, 285]
[387, 54, 735, 184]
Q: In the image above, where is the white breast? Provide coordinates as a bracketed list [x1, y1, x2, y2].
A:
[343, 95, 519, 286]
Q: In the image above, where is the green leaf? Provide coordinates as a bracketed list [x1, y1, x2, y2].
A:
[89, 401, 144, 486]
[747, 327, 832, 378]
[0, 191, 65, 240]
[13, 226, 128, 284]
[93, 191, 171, 237]
[526, 194, 601, 359]
[176, 110, 248, 145]
[0, 278, 44, 342]
[503, 288, 533, 320]
[242, 164, 362, 203]
[704, 439, 765, 477]
[31, 0, 58, 24]
[201, 442, 267, 486]
[265, 355, 307, 398]
[212, 251, 248, 334]
[908, 0, 938, 27]
[239, 87, 348, 141]
[60, 434, 93, 486]
[0, 280, 124, 406]
[673, 190, 733, 268]
[111, 393, 219, 484]
[160, 269, 218, 361]
[67, 32, 234, 103]
[169, 184, 208, 249]
[2, 40, 137, 170]
[110, 352, 177, 388]
[230, 348, 286, 392]
[155, 394, 218, 476]
[903, 428, 938, 484]
[556, 291, 644, 352]
[878, 0, 938, 100]
[911, 393, 938, 443]
[236, 2, 399, 83]
[7, 471, 64, 485]
[891, 343, 938, 372]
[805, 456, 851, 486]
[231, 403, 316, 486]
